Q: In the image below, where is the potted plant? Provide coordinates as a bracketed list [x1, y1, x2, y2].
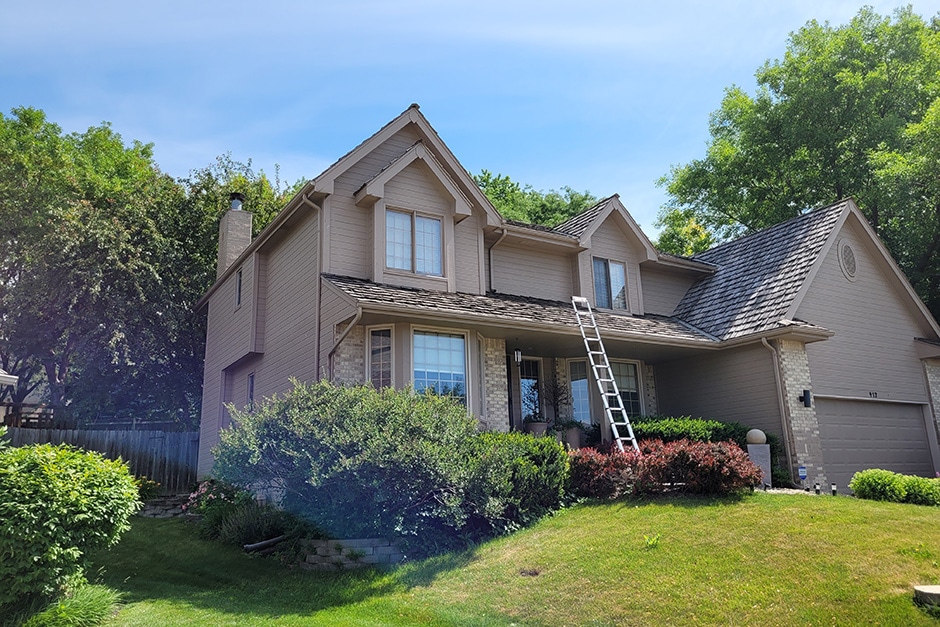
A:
[523, 413, 550, 436]
[554, 419, 585, 448]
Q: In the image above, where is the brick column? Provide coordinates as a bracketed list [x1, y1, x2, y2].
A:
[333, 325, 365, 386]
[924, 359, 940, 452]
[481, 337, 509, 432]
[644, 364, 658, 416]
[775, 339, 827, 485]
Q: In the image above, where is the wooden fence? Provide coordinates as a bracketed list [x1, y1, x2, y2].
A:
[6, 428, 199, 494]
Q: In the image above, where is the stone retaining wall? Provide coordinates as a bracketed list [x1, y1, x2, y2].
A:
[300, 537, 404, 570]
[137, 494, 189, 518]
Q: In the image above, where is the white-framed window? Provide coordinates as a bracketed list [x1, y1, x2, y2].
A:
[386, 208, 442, 276]
[520, 358, 542, 421]
[235, 268, 243, 308]
[611, 361, 642, 417]
[569, 360, 591, 424]
[367, 326, 393, 389]
[246, 372, 255, 412]
[413, 329, 466, 404]
[593, 257, 626, 309]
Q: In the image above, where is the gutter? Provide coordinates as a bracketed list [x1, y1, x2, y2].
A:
[487, 228, 508, 292]
[761, 338, 795, 478]
[327, 306, 363, 380]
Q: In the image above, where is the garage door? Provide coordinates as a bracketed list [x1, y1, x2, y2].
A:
[815, 398, 934, 491]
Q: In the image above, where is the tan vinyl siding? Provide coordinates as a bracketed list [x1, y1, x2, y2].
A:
[656, 344, 782, 436]
[798, 221, 930, 402]
[491, 242, 573, 301]
[642, 266, 698, 316]
[589, 217, 642, 313]
[318, 285, 357, 379]
[454, 212, 483, 294]
[385, 160, 451, 214]
[252, 253, 268, 352]
[329, 126, 421, 278]
[253, 209, 321, 397]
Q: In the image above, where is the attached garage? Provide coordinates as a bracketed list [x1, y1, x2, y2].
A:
[815, 398, 935, 490]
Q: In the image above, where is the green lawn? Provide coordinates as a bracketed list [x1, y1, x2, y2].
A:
[90, 493, 940, 626]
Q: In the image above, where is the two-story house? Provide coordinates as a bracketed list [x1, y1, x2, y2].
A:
[197, 104, 940, 491]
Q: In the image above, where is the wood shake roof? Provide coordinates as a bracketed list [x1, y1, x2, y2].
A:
[673, 201, 848, 340]
[324, 274, 716, 346]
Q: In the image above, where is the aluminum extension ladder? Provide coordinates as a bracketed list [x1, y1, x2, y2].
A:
[572, 296, 640, 453]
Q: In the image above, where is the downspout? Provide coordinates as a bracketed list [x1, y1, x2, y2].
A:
[762, 338, 795, 476]
[488, 228, 508, 292]
[328, 306, 363, 381]
[300, 192, 325, 378]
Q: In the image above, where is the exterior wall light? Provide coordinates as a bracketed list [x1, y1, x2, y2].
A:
[798, 389, 812, 407]
[513, 349, 522, 365]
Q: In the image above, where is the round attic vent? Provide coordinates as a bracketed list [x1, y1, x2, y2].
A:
[839, 240, 857, 281]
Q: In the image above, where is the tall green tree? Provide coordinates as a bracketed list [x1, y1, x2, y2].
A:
[657, 7, 940, 317]
[0, 108, 293, 427]
[474, 170, 597, 226]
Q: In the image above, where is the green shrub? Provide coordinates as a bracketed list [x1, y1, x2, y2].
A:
[465, 432, 568, 536]
[0, 444, 140, 616]
[21, 584, 121, 627]
[850, 469, 940, 506]
[214, 381, 482, 553]
[214, 381, 571, 557]
[215, 500, 315, 547]
[901, 475, 940, 506]
[849, 469, 907, 502]
[184, 479, 254, 539]
[631, 416, 750, 447]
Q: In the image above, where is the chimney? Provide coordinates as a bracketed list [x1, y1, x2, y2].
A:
[217, 192, 253, 279]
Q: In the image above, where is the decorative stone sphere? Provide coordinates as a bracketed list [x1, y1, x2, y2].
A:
[746, 429, 767, 445]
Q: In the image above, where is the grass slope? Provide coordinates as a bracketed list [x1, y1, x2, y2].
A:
[90, 493, 940, 626]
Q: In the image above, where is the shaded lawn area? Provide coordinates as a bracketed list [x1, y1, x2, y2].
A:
[90, 493, 940, 626]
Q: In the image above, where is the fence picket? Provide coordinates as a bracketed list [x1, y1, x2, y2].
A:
[5, 428, 198, 494]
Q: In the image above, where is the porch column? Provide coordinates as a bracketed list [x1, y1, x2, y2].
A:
[924, 359, 940, 464]
[481, 337, 509, 432]
[775, 339, 827, 486]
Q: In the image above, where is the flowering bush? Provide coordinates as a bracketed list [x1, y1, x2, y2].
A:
[183, 479, 253, 539]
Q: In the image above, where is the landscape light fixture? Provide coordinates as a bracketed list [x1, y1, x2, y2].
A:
[814, 483, 821, 495]
[831, 483, 837, 496]
[514, 349, 522, 365]
[798, 389, 812, 407]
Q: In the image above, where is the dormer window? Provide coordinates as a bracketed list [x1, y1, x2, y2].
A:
[386, 209, 442, 276]
[593, 257, 626, 309]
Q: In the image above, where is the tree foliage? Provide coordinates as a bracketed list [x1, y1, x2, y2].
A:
[0, 108, 293, 427]
[657, 7, 940, 317]
[474, 169, 597, 226]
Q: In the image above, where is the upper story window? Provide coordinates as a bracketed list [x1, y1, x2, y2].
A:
[593, 257, 626, 309]
[386, 209, 442, 276]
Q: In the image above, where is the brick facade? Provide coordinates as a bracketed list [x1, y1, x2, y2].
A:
[925, 359, 940, 445]
[775, 339, 827, 486]
[333, 324, 364, 385]
[482, 337, 509, 432]
[644, 364, 658, 416]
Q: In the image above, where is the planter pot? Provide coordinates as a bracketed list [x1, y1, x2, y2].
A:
[525, 421, 550, 436]
[565, 427, 583, 449]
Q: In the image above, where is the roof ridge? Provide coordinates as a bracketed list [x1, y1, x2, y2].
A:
[694, 200, 848, 260]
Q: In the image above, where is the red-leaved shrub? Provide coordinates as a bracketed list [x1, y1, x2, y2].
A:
[568, 447, 638, 498]
[568, 439, 762, 498]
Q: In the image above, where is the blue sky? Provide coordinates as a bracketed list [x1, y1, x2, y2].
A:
[2, 1, 938, 233]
